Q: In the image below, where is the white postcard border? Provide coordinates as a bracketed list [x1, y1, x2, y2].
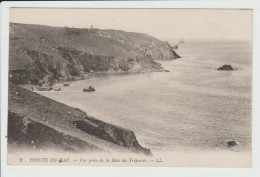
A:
[1, 1, 260, 177]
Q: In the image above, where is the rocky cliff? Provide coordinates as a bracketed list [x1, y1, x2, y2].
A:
[8, 83, 151, 155]
[9, 23, 180, 85]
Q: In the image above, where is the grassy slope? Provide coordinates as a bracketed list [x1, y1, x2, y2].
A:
[10, 23, 135, 57]
[8, 83, 150, 154]
[8, 23, 179, 154]
[9, 23, 180, 85]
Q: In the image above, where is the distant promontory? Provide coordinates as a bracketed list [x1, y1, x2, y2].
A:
[9, 23, 181, 86]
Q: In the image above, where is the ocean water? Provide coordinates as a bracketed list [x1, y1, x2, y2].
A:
[40, 40, 252, 153]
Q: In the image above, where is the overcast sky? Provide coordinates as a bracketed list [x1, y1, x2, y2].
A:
[10, 8, 252, 41]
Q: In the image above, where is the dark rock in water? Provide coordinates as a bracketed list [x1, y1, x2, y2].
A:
[37, 86, 53, 91]
[157, 69, 170, 72]
[54, 88, 61, 91]
[217, 64, 234, 71]
[63, 83, 70, 86]
[227, 141, 238, 147]
[163, 70, 170, 72]
[83, 86, 95, 92]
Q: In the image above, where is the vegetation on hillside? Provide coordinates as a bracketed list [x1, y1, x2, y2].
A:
[9, 23, 180, 85]
[8, 83, 151, 154]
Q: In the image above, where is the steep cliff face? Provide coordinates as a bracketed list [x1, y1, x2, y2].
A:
[8, 111, 100, 152]
[8, 83, 151, 154]
[9, 23, 180, 85]
[96, 30, 181, 60]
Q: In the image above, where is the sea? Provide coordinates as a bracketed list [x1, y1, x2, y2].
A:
[40, 40, 252, 154]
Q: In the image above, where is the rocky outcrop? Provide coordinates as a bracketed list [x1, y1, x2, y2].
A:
[217, 64, 234, 71]
[227, 141, 238, 148]
[8, 111, 99, 152]
[96, 30, 181, 60]
[73, 117, 151, 155]
[57, 46, 162, 73]
[9, 23, 180, 85]
[8, 83, 151, 154]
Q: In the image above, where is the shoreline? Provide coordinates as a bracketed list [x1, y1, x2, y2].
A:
[20, 67, 172, 92]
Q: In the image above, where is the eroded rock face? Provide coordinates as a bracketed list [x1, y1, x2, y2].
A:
[8, 83, 151, 155]
[9, 23, 180, 85]
[96, 30, 181, 60]
[8, 111, 99, 152]
[73, 117, 151, 155]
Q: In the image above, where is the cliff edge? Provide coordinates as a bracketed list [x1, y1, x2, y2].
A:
[9, 23, 180, 85]
[8, 83, 151, 155]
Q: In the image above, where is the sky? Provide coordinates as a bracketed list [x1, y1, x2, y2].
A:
[10, 8, 253, 41]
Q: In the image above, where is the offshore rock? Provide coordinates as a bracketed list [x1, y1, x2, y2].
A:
[217, 64, 234, 71]
[227, 141, 238, 147]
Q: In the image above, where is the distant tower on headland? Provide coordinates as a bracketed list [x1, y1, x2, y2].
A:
[91, 25, 93, 29]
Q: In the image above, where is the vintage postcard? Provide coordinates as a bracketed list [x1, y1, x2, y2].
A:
[2, 5, 255, 169]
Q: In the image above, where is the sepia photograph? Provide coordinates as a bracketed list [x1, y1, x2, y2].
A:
[5, 7, 253, 168]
